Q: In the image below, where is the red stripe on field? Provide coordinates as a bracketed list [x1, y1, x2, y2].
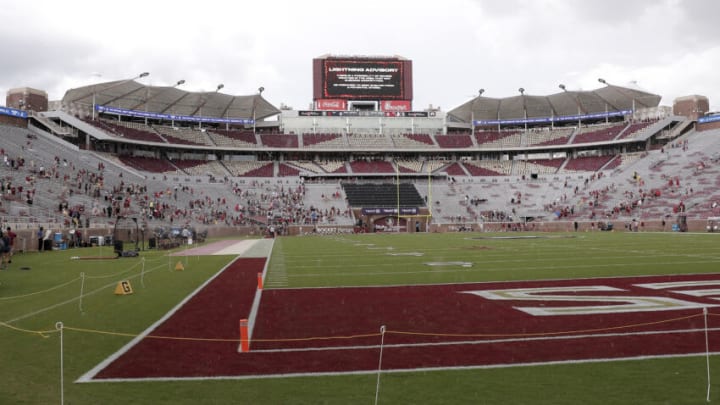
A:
[252, 275, 717, 349]
[92, 272, 720, 379]
[94, 257, 264, 379]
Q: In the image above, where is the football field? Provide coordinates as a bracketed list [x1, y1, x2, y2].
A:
[3, 231, 720, 404]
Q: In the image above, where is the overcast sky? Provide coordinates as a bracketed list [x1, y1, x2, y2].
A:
[1, 0, 719, 112]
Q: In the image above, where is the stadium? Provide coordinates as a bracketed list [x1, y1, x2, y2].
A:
[3, 53, 720, 404]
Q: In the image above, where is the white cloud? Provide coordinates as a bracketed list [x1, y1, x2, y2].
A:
[1, 0, 719, 112]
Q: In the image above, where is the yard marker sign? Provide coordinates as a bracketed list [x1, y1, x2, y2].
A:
[114, 280, 133, 295]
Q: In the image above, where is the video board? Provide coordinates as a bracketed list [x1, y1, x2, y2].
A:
[314, 57, 412, 100]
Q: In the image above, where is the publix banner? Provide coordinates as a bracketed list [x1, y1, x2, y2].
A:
[0, 106, 28, 119]
[96, 105, 254, 125]
[475, 109, 632, 126]
[698, 115, 720, 124]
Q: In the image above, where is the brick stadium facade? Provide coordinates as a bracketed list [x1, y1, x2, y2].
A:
[6, 87, 48, 113]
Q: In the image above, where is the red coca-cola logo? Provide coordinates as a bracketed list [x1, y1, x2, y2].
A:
[317, 99, 346, 110]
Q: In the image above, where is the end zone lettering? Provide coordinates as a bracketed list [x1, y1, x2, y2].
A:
[463, 281, 720, 316]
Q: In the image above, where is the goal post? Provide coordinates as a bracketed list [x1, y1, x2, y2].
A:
[395, 161, 434, 229]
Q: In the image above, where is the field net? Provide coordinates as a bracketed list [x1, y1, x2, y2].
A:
[112, 216, 141, 255]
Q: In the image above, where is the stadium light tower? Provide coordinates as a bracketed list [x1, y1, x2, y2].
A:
[92, 71, 149, 120]
[597, 78, 614, 122]
[142, 78, 185, 125]
[161, 80, 186, 127]
[555, 85, 568, 128]
[559, 83, 584, 126]
[252, 87, 265, 134]
[518, 88, 527, 130]
[198, 84, 224, 130]
[599, 77, 638, 118]
[169, 80, 186, 127]
[471, 89, 485, 134]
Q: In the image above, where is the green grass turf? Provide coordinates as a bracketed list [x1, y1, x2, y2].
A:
[2, 231, 720, 404]
[267, 231, 720, 287]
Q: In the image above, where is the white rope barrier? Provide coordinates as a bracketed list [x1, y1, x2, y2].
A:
[0, 277, 82, 301]
[5, 262, 167, 324]
[375, 325, 386, 405]
[705, 307, 711, 403]
[140, 257, 146, 288]
[83, 260, 143, 280]
[78, 273, 85, 313]
[56, 321, 64, 405]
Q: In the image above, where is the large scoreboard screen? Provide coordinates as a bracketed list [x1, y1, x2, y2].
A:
[314, 57, 413, 100]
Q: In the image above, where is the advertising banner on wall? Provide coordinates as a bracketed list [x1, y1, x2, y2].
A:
[316, 99, 347, 111]
[380, 100, 411, 112]
[361, 207, 418, 215]
[97, 105, 254, 124]
[0, 106, 28, 119]
[474, 109, 632, 126]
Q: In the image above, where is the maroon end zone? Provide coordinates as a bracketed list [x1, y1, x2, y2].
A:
[86, 260, 720, 381]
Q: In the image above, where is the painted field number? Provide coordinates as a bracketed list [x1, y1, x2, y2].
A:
[463, 283, 720, 316]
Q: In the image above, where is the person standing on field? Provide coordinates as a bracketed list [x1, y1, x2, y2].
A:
[0, 230, 10, 269]
[6, 227, 16, 262]
[37, 226, 44, 251]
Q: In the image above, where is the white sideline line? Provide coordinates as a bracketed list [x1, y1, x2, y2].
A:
[270, 271, 720, 291]
[76, 257, 244, 383]
[78, 351, 720, 383]
[246, 239, 274, 345]
[249, 326, 720, 353]
[285, 258, 720, 279]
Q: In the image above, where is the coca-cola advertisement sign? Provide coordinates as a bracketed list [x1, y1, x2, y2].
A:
[381, 100, 411, 112]
[316, 99, 347, 111]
